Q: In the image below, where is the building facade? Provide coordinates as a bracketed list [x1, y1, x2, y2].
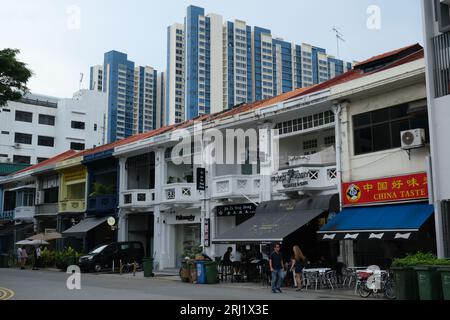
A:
[0, 91, 107, 166]
[422, 0, 450, 258]
[165, 5, 353, 125]
[99, 51, 164, 143]
[1, 45, 433, 271]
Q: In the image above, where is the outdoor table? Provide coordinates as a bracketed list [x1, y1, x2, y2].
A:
[303, 268, 332, 274]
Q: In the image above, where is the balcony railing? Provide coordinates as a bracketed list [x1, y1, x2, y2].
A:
[35, 203, 58, 216]
[0, 210, 14, 220]
[433, 32, 450, 98]
[120, 190, 156, 208]
[87, 194, 118, 212]
[14, 206, 36, 220]
[272, 165, 338, 193]
[59, 199, 86, 213]
[212, 175, 262, 199]
[162, 183, 201, 203]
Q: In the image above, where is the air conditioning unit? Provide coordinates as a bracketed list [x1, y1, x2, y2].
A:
[401, 129, 426, 150]
[35, 191, 45, 205]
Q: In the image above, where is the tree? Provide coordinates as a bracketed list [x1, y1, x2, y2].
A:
[0, 48, 32, 107]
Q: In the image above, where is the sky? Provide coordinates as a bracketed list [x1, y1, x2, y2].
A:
[0, 0, 424, 98]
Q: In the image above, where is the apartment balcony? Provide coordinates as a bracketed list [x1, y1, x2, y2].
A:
[35, 204, 58, 217]
[59, 199, 86, 213]
[87, 194, 118, 213]
[0, 210, 15, 221]
[161, 183, 201, 204]
[272, 165, 338, 193]
[211, 175, 262, 200]
[120, 190, 156, 208]
[14, 206, 36, 221]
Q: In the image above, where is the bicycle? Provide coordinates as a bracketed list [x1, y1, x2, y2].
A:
[119, 259, 139, 276]
[357, 270, 396, 300]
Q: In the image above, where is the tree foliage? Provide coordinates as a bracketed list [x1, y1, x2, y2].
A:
[0, 48, 33, 107]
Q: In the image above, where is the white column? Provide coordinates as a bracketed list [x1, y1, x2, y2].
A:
[118, 211, 128, 242]
[118, 157, 128, 206]
[259, 122, 276, 202]
[153, 206, 162, 270]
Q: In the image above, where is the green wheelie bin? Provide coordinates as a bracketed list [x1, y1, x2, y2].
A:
[414, 266, 442, 300]
[205, 261, 218, 284]
[438, 266, 450, 300]
[143, 258, 154, 277]
[391, 267, 419, 300]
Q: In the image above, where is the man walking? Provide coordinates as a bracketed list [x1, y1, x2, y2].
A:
[269, 243, 285, 293]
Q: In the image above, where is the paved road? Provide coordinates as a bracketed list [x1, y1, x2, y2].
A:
[0, 268, 367, 300]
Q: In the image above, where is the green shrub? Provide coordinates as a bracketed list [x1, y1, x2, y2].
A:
[392, 252, 450, 267]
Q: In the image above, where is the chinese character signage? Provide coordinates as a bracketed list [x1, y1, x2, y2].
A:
[204, 218, 210, 248]
[343, 172, 429, 206]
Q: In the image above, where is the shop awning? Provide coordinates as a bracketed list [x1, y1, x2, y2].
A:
[213, 194, 338, 244]
[318, 203, 434, 241]
[62, 217, 107, 238]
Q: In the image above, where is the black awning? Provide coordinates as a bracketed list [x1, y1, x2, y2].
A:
[213, 194, 338, 244]
[62, 217, 107, 238]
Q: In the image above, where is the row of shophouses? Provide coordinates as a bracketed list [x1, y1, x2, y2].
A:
[0, 44, 438, 270]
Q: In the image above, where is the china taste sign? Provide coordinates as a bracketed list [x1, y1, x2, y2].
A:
[343, 173, 429, 206]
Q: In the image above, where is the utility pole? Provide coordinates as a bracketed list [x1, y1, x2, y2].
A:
[331, 27, 345, 59]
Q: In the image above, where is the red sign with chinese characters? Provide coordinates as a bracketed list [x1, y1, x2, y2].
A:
[343, 173, 429, 206]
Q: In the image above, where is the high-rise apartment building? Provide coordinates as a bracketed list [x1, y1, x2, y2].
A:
[89, 65, 103, 92]
[93, 51, 164, 142]
[165, 5, 353, 125]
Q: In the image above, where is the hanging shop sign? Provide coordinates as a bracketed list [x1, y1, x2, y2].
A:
[343, 172, 429, 206]
[204, 218, 210, 247]
[271, 168, 311, 189]
[216, 203, 257, 217]
[196, 168, 206, 191]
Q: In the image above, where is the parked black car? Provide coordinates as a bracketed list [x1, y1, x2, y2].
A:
[78, 241, 145, 272]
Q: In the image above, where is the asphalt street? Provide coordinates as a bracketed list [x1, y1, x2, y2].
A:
[0, 268, 368, 300]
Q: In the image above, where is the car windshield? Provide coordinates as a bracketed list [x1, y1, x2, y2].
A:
[89, 245, 108, 254]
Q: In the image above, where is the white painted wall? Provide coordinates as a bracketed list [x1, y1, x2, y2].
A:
[0, 90, 106, 165]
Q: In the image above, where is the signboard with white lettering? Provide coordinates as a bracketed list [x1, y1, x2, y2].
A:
[216, 203, 257, 217]
[196, 168, 206, 191]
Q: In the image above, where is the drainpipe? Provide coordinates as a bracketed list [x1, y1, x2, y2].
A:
[331, 103, 343, 211]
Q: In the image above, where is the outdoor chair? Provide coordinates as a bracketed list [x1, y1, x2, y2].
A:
[322, 270, 337, 290]
[303, 271, 320, 291]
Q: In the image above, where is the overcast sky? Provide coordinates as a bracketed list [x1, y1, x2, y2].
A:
[0, 0, 423, 98]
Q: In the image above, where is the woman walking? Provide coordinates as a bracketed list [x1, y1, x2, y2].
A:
[290, 245, 306, 291]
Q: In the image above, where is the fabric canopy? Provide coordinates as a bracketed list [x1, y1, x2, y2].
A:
[213, 194, 338, 244]
[318, 203, 434, 241]
[62, 217, 107, 238]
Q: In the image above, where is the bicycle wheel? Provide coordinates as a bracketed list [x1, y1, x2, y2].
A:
[357, 281, 372, 298]
[384, 280, 396, 300]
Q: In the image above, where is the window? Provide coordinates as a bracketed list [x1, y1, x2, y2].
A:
[1, 131, 9, 135]
[15, 132, 32, 144]
[13, 155, 31, 164]
[71, 121, 85, 130]
[38, 114, 55, 126]
[37, 157, 49, 163]
[44, 187, 58, 203]
[303, 139, 318, 150]
[353, 103, 430, 155]
[0, 154, 8, 158]
[15, 111, 32, 123]
[70, 142, 85, 151]
[94, 124, 97, 131]
[324, 136, 336, 147]
[38, 136, 54, 147]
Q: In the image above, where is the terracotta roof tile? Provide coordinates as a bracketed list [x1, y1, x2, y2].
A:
[353, 43, 423, 68]
[13, 150, 77, 175]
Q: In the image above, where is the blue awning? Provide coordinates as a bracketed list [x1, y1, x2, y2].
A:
[318, 203, 434, 241]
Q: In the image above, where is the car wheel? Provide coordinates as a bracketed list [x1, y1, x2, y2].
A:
[94, 264, 102, 273]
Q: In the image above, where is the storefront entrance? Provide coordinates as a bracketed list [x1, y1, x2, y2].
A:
[128, 213, 154, 257]
[175, 224, 201, 268]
